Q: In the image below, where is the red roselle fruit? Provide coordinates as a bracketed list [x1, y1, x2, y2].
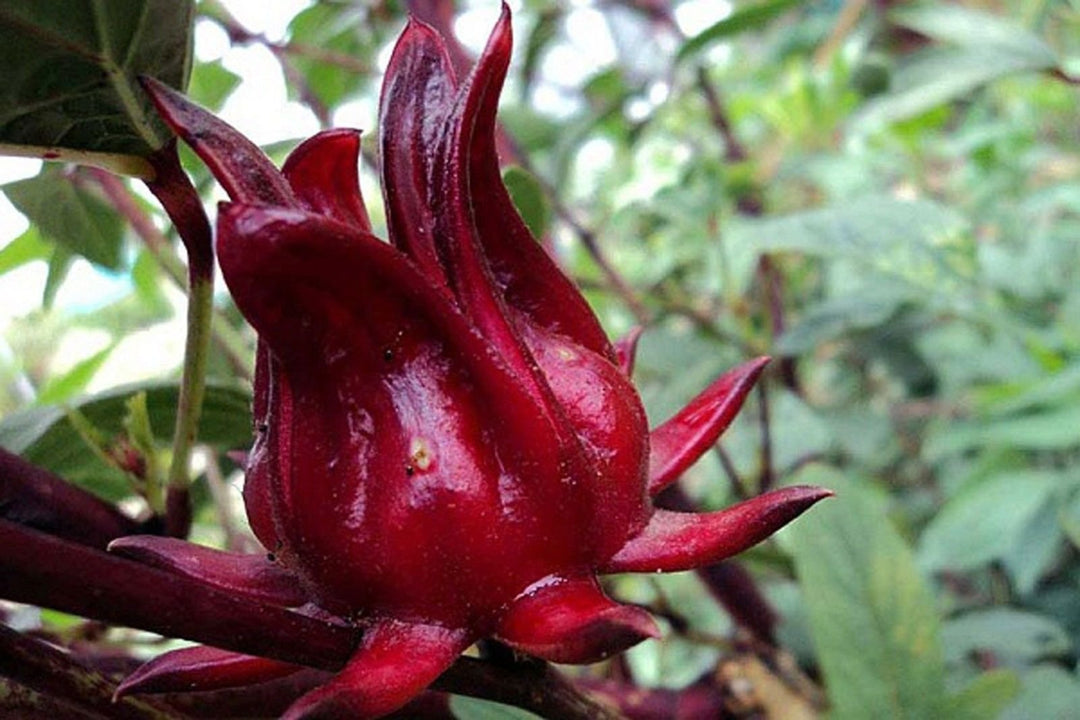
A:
[108, 5, 830, 718]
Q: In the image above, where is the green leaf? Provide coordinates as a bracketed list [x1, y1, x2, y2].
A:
[122, 390, 163, 511]
[0, 382, 251, 500]
[1001, 665, 1080, 720]
[0, 0, 195, 174]
[284, 4, 371, 109]
[503, 166, 551, 240]
[788, 466, 946, 720]
[678, 0, 802, 63]
[35, 343, 117, 405]
[850, 5, 1059, 131]
[917, 470, 1063, 572]
[941, 609, 1071, 669]
[1002, 498, 1065, 595]
[448, 696, 543, 720]
[925, 406, 1080, 458]
[733, 196, 967, 266]
[943, 670, 1021, 720]
[854, 50, 1055, 131]
[890, 4, 1057, 66]
[4, 167, 125, 270]
[776, 290, 906, 354]
[42, 244, 74, 308]
[187, 59, 240, 111]
[0, 227, 50, 276]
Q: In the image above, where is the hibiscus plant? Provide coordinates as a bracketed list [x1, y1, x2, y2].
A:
[12, 0, 1072, 719]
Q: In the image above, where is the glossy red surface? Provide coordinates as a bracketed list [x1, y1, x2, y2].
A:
[121, 5, 830, 717]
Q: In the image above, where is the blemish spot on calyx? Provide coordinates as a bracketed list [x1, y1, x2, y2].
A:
[409, 436, 434, 473]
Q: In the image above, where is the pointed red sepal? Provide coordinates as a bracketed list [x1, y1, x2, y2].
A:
[430, 5, 549, 395]
[282, 620, 471, 720]
[282, 129, 372, 231]
[613, 327, 644, 377]
[458, 6, 615, 361]
[496, 575, 659, 664]
[116, 645, 301, 698]
[108, 536, 306, 607]
[380, 18, 457, 287]
[140, 76, 296, 206]
[647, 357, 770, 496]
[602, 486, 832, 573]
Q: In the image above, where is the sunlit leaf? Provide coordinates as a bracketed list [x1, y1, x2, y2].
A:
[4, 167, 125, 270]
[678, 0, 802, 63]
[852, 6, 1059, 132]
[35, 343, 117, 405]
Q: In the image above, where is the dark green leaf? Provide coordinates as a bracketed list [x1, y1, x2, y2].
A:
[4, 167, 125, 270]
[0, 382, 251, 500]
[789, 467, 946, 720]
[0, 0, 195, 173]
[503, 166, 551, 240]
[678, 0, 802, 63]
[776, 290, 905, 354]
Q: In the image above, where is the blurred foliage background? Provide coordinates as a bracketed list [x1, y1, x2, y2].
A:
[2, 0, 1080, 717]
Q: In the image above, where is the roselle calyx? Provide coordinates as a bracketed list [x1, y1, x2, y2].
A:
[110, 5, 830, 718]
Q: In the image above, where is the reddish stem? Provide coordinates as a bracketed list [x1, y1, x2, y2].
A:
[0, 447, 139, 549]
[145, 143, 213, 284]
[0, 623, 188, 720]
[0, 520, 356, 669]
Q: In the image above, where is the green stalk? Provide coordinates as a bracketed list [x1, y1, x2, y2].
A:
[145, 143, 216, 538]
[164, 271, 212, 530]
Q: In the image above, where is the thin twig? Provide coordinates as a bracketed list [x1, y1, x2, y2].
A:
[813, 0, 869, 68]
[756, 379, 774, 492]
[144, 145, 216, 539]
[0, 623, 190, 720]
[713, 442, 748, 500]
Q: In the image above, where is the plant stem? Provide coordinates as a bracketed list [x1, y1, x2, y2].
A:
[0, 520, 357, 668]
[0, 447, 138, 549]
[436, 656, 628, 720]
[144, 145, 216, 538]
[757, 379, 775, 492]
[0, 623, 189, 720]
[1, 519, 626, 719]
